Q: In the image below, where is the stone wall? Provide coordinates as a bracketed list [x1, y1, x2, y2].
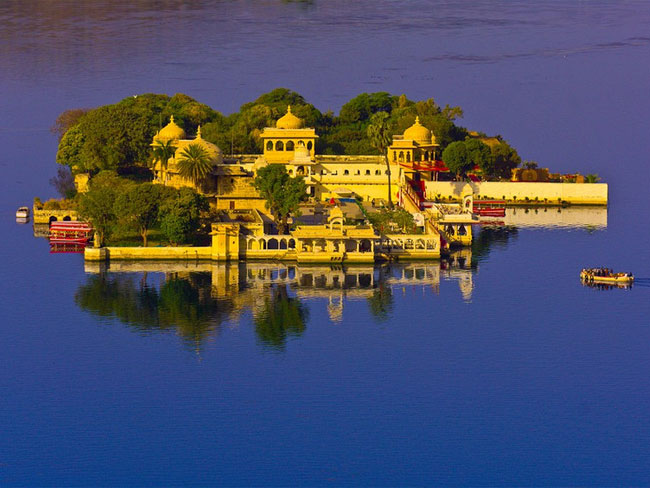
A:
[423, 181, 608, 205]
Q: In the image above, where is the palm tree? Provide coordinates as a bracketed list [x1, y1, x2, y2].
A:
[367, 111, 393, 207]
[176, 143, 214, 189]
[151, 139, 176, 174]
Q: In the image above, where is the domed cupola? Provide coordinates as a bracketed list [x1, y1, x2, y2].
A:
[191, 125, 223, 163]
[403, 116, 432, 145]
[276, 105, 304, 129]
[156, 115, 186, 142]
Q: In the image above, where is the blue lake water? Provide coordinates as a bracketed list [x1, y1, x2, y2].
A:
[1, 1, 650, 485]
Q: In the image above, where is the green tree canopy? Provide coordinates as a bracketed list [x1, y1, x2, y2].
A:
[490, 140, 521, 179]
[150, 138, 176, 171]
[465, 139, 493, 176]
[159, 187, 208, 245]
[442, 141, 472, 178]
[253, 164, 308, 234]
[175, 143, 214, 189]
[367, 111, 394, 207]
[77, 171, 133, 246]
[115, 183, 168, 247]
[55, 93, 222, 175]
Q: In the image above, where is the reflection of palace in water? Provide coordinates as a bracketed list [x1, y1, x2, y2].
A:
[85, 250, 475, 324]
[499, 206, 607, 229]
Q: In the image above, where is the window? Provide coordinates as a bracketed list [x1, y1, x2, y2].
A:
[375, 170, 381, 175]
[307, 141, 313, 150]
[266, 141, 273, 151]
[286, 140, 295, 151]
[365, 170, 371, 175]
[344, 170, 349, 175]
[276, 141, 284, 151]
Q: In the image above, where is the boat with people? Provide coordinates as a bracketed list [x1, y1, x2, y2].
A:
[580, 267, 634, 284]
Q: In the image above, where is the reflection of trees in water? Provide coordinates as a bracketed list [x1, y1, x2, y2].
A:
[470, 226, 518, 264]
[253, 284, 309, 350]
[366, 265, 393, 322]
[75, 272, 231, 350]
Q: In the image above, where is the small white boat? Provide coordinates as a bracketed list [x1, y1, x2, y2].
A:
[15, 206, 30, 219]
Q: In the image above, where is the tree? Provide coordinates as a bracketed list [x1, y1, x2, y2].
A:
[51, 108, 90, 141]
[159, 187, 208, 245]
[442, 141, 472, 178]
[49, 165, 77, 199]
[253, 164, 308, 234]
[464, 139, 493, 176]
[585, 174, 601, 183]
[367, 111, 394, 207]
[175, 143, 214, 188]
[77, 171, 131, 246]
[490, 141, 521, 179]
[56, 125, 86, 173]
[150, 138, 176, 172]
[54, 93, 222, 175]
[115, 183, 166, 246]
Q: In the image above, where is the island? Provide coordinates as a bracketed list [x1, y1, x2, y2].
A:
[35, 89, 607, 263]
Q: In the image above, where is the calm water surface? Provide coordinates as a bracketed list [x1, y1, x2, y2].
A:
[1, 1, 650, 485]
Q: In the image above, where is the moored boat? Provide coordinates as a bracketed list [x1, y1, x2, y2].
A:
[49, 221, 93, 245]
[16, 206, 30, 219]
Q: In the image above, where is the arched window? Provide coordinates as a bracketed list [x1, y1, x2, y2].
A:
[266, 141, 273, 151]
[286, 140, 295, 151]
[276, 141, 284, 151]
[406, 152, 411, 163]
[307, 141, 313, 150]
[399, 151, 404, 162]
[344, 169, 349, 175]
[355, 170, 360, 175]
[288, 239, 296, 249]
[393, 151, 397, 161]
[375, 170, 381, 175]
[280, 239, 288, 250]
[458, 225, 467, 236]
[365, 170, 371, 175]
[268, 238, 279, 250]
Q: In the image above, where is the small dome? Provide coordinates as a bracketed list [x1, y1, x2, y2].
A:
[192, 126, 223, 163]
[276, 105, 304, 129]
[293, 141, 311, 162]
[403, 116, 432, 145]
[156, 115, 186, 142]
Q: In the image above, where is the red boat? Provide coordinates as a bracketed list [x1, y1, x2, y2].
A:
[49, 221, 93, 245]
[473, 200, 506, 217]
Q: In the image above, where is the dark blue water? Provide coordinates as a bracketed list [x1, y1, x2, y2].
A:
[1, 1, 650, 485]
